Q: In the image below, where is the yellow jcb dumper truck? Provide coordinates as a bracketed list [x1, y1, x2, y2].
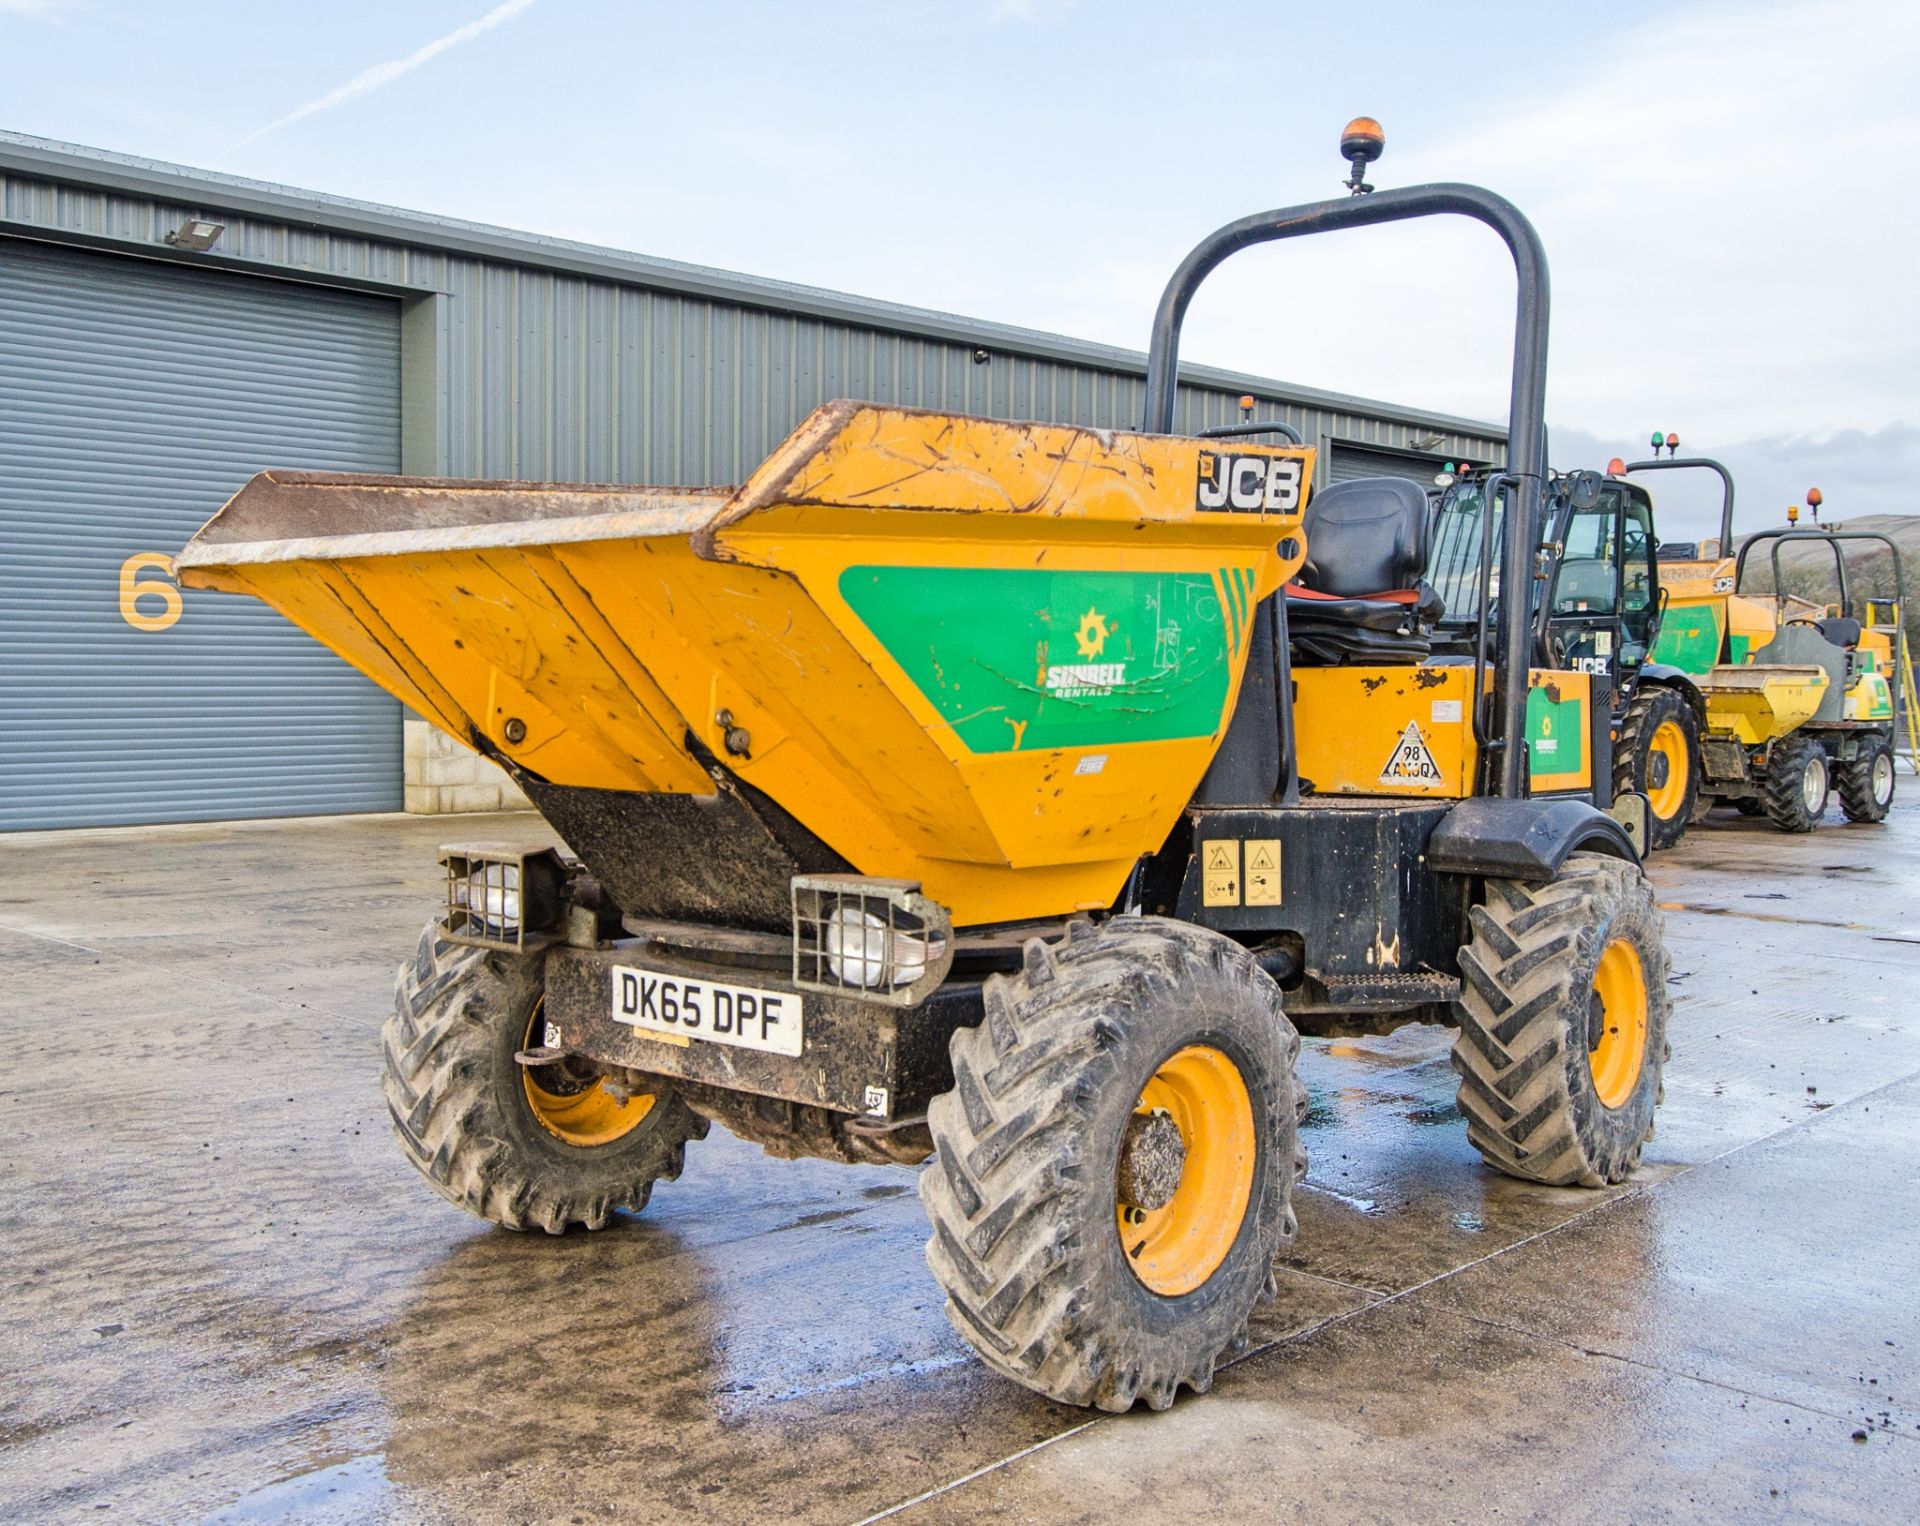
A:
[176, 124, 1671, 1412]
[1618, 452, 1905, 834]
[1430, 450, 1907, 846]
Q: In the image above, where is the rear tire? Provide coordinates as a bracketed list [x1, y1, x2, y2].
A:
[1838, 734, 1896, 823]
[921, 918, 1304, 1412]
[1615, 687, 1699, 850]
[1763, 733, 1830, 833]
[383, 923, 706, 1233]
[1451, 852, 1669, 1187]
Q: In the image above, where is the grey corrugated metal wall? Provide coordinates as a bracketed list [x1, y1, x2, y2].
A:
[1328, 442, 1456, 486]
[0, 138, 1508, 829]
[430, 280, 1500, 488]
[0, 238, 402, 829]
[0, 147, 1507, 495]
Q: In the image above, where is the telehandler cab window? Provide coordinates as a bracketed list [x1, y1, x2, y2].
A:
[1620, 494, 1657, 644]
[1427, 483, 1500, 624]
[1555, 496, 1618, 614]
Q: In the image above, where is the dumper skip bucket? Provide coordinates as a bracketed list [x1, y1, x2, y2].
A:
[176, 403, 1312, 926]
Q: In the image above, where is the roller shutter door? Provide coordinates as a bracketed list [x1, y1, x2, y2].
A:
[0, 239, 402, 830]
[1327, 442, 1454, 486]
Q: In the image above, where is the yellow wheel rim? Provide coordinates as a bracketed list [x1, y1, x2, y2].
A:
[520, 1000, 654, 1148]
[1588, 937, 1650, 1109]
[1646, 719, 1689, 821]
[1118, 1044, 1256, 1297]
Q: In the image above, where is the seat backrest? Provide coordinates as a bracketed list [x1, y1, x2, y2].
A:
[1298, 476, 1431, 598]
[1817, 615, 1862, 648]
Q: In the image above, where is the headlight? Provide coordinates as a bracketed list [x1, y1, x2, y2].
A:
[822, 904, 946, 989]
[793, 876, 954, 1005]
[441, 846, 567, 951]
[452, 862, 521, 928]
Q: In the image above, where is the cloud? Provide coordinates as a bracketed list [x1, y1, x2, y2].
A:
[0, 0, 82, 13]
[1551, 421, 1920, 540]
[1170, 0, 1920, 450]
[229, 0, 541, 151]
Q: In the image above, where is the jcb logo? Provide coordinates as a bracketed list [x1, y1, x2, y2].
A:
[1196, 452, 1303, 514]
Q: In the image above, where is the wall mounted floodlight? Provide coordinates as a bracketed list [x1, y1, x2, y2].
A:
[164, 220, 226, 251]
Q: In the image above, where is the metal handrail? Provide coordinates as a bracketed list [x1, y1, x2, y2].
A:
[1468, 473, 1519, 760]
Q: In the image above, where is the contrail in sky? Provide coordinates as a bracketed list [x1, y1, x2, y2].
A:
[229, 0, 541, 151]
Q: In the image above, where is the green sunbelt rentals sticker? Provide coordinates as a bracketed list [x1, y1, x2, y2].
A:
[839, 566, 1238, 754]
[1527, 685, 1585, 777]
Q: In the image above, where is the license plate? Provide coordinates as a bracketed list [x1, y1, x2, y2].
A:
[609, 964, 803, 1058]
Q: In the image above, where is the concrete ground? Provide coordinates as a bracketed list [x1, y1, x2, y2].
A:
[2, 802, 1917, 1523]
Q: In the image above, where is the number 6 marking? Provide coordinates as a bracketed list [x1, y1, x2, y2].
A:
[119, 553, 184, 632]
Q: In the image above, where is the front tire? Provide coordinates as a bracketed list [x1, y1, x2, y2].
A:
[383, 923, 707, 1233]
[1763, 733, 1830, 832]
[1837, 734, 1896, 823]
[1615, 687, 1699, 850]
[921, 918, 1304, 1412]
[1451, 852, 1669, 1187]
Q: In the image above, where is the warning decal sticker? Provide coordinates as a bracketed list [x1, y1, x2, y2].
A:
[1244, 839, 1281, 906]
[1378, 722, 1444, 787]
[1202, 839, 1240, 906]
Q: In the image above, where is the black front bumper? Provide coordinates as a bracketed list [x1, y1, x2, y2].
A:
[542, 941, 982, 1121]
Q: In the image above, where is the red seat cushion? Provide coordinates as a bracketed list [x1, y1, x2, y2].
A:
[1285, 583, 1422, 605]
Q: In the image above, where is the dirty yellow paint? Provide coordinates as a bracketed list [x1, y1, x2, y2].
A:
[1700, 664, 1829, 745]
[1294, 665, 1592, 797]
[177, 402, 1314, 927]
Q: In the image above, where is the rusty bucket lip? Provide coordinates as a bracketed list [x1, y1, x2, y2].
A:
[173, 398, 1311, 580]
[173, 468, 737, 578]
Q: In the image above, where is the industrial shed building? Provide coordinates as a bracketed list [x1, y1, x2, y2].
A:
[0, 132, 1507, 832]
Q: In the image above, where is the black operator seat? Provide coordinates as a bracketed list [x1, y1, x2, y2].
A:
[1816, 615, 1862, 649]
[1284, 475, 1446, 665]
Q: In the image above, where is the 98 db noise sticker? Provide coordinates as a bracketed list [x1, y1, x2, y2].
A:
[1379, 722, 1444, 786]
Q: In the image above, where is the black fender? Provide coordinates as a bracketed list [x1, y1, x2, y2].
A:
[1425, 797, 1639, 883]
[1628, 664, 1707, 726]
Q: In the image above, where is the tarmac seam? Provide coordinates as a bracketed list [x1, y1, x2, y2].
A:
[849, 1420, 1101, 1525]
[1688, 1059, 1920, 1174]
[0, 917, 103, 956]
[1274, 1264, 1387, 1300]
[871, 1068, 1920, 1521]
[1452, 1309, 1920, 1443]
[861, 1192, 1662, 1524]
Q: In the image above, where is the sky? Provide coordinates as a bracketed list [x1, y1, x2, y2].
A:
[4, 0, 1916, 539]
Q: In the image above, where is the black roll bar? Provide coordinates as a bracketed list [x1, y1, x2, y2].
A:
[1142, 183, 1550, 800]
[1197, 419, 1306, 445]
[1624, 457, 1736, 556]
[1734, 528, 1908, 621]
